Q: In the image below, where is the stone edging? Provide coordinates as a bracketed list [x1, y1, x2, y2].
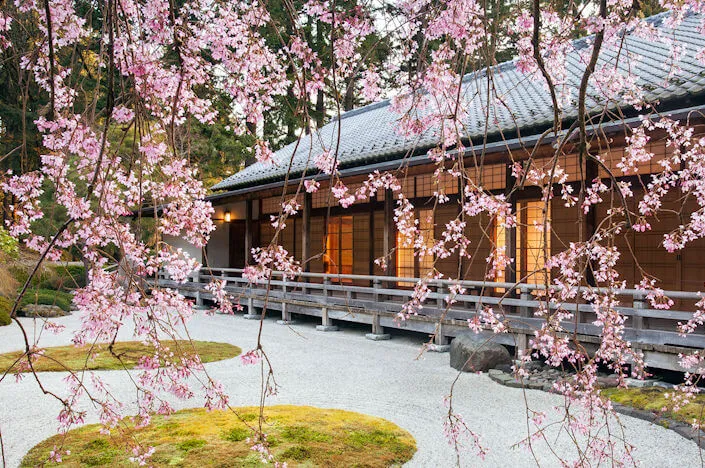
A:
[487, 368, 705, 448]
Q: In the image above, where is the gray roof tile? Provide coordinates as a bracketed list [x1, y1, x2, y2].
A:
[212, 12, 705, 191]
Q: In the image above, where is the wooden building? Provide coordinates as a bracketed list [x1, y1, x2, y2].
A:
[161, 13, 705, 369]
[196, 14, 705, 293]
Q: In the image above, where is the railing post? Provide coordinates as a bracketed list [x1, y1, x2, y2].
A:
[430, 284, 450, 352]
[243, 296, 258, 320]
[632, 292, 645, 347]
[277, 278, 296, 325]
[316, 306, 339, 332]
[373, 278, 381, 303]
[323, 277, 331, 298]
[516, 286, 530, 351]
[366, 313, 391, 341]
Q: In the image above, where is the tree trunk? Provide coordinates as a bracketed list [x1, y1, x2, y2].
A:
[344, 78, 355, 111]
[244, 121, 257, 167]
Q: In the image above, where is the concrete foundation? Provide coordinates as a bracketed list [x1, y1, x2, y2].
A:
[366, 333, 391, 341]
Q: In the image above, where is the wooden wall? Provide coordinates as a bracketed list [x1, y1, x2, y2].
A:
[248, 160, 704, 314]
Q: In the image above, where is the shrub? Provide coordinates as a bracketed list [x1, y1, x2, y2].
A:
[46, 265, 87, 290]
[19, 289, 73, 312]
[0, 227, 19, 258]
[0, 296, 13, 326]
[8, 264, 86, 292]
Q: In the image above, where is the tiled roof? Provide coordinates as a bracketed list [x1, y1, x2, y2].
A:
[212, 12, 705, 191]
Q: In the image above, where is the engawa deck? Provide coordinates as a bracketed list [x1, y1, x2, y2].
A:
[158, 268, 705, 371]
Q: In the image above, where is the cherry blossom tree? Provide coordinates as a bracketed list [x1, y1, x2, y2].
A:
[2, 0, 705, 465]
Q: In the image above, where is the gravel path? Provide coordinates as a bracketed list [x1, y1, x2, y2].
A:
[0, 312, 701, 467]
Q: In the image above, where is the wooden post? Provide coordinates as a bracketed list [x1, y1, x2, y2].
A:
[302, 192, 311, 294]
[632, 293, 645, 350]
[505, 163, 517, 287]
[316, 306, 339, 331]
[383, 189, 396, 287]
[368, 199, 375, 279]
[585, 157, 599, 286]
[243, 296, 259, 319]
[366, 313, 390, 340]
[245, 199, 253, 265]
[517, 286, 530, 351]
[277, 278, 295, 324]
[431, 284, 450, 352]
[302, 192, 311, 272]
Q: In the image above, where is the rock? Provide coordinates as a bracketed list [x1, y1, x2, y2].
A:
[488, 369, 504, 378]
[527, 380, 545, 390]
[450, 332, 512, 372]
[494, 363, 513, 373]
[596, 375, 620, 388]
[524, 361, 545, 372]
[488, 370, 514, 385]
[18, 304, 68, 318]
[625, 377, 657, 388]
[505, 378, 523, 388]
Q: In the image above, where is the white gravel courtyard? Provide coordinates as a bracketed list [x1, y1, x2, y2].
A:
[0, 311, 701, 467]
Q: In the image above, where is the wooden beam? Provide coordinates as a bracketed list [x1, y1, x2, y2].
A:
[368, 197, 375, 277]
[302, 191, 311, 272]
[505, 163, 517, 285]
[383, 189, 396, 280]
[245, 199, 253, 265]
[585, 157, 599, 286]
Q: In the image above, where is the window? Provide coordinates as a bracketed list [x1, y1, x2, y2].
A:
[517, 200, 551, 285]
[492, 214, 507, 284]
[491, 201, 551, 290]
[325, 216, 353, 277]
[396, 208, 435, 283]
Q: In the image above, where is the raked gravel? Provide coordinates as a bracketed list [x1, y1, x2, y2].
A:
[0, 312, 701, 467]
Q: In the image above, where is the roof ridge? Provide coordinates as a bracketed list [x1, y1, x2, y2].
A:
[211, 10, 703, 192]
[332, 99, 391, 122]
[326, 11, 678, 124]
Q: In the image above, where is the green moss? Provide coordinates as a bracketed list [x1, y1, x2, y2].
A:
[240, 412, 258, 422]
[79, 449, 120, 466]
[603, 386, 705, 426]
[280, 425, 332, 443]
[177, 439, 207, 452]
[222, 427, 250, 442]
[279, 445, 312, 461]
[0, 296, 12, 326]
[347, 429, 414, 457]
[21, 406, 417, 467]
[0, 340, 241, 373]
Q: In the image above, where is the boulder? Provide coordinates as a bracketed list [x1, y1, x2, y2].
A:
[450, 332, 512, 372]
[19, 304, 69, 318]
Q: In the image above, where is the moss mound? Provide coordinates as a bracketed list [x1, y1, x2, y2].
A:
[603, 386, 705, 426]
[0, 296, 12, 326]
[21, 406, 416, 467]
[0, 340, 241, 373]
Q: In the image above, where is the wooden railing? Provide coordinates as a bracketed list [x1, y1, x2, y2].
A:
[157, 267, 705, 370]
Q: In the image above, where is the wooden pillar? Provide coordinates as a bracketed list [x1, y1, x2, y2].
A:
[368, 197, 375, 278]
[383, 189, 396, 283]
[245, 199, 253, 265]
[505, 164, 517, 286]
[302, 192, 311, 272]
[585, 157, 599, 286]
